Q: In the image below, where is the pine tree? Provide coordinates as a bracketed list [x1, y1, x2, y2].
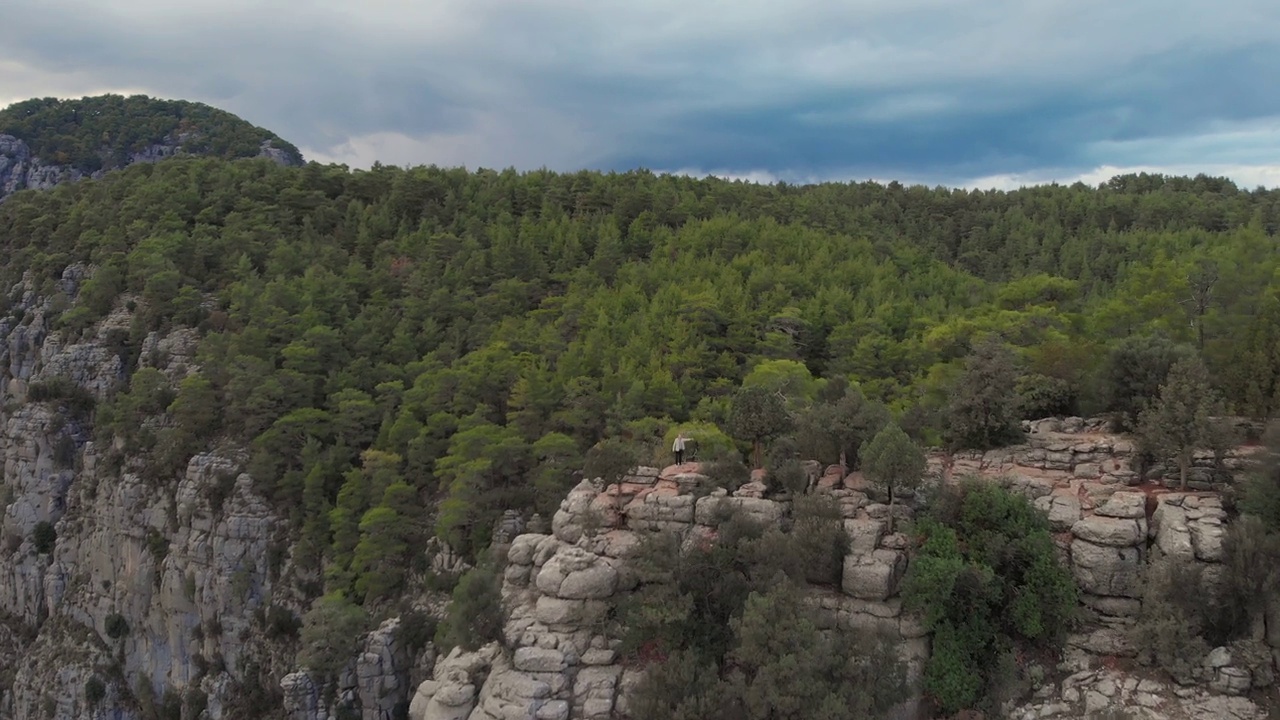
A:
[860, 423, 926, 532]
[946, 338, 1023, 450]
[728, 386, 792, 469]
[1138, 357, 1220, 490]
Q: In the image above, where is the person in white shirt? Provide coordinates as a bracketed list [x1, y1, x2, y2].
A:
[673, 433, 688, 465]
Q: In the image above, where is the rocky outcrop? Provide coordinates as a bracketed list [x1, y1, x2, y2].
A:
[1010, 668, 1268, 719]
[412, 462, 932, 720]
[0, 133, 299, 203]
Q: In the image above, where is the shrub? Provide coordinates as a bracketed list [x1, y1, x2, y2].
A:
[26, 377, 96, 415]
[1133, 557, 1212, 683]
[146, 529, 169, 563]
[763, 456, 807, 496]
[84, 676, 106, 705]
[1016, 372, 1075, 419]
[105, 613, 130, 639]
[582, 438, 639, 485]
[264, 604, 302, 639]
[397, 608, 439, 656]
[437, 563, 504, 651]
[297, 593, 369, 676]
[787, 494, 849, 586]
[32, 521, 57, 554]
[701, 459, 751, 492]
[901, 481, 1077, 715]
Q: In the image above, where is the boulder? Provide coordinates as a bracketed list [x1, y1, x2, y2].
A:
[843, 518, 886, 554]
[1094, 491, 1146, 519]
[1071, 539, 1143, 598]
[513, 647, 568, 673]
[1072, 515, 1144, 547]
[842, 549, 906, 601]
[1035, 494, 1081, 532]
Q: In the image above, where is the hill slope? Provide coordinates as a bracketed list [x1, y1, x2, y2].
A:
[0, 151, 1277, 719]
[0, 94, 302, 201]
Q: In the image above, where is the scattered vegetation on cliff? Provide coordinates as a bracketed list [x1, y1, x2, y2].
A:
[621, 501, 908, 720]
[0, 95, 301, 171]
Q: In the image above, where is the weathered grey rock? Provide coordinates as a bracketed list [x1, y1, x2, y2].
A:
[513, 647, 568, 673]
[1034, 494, 1081, 532]
[624, 492, 695, 531]
[842, 549, 906, 601]
[1095, 491, 1146, 519]
[1072, 515, 1145, 547]
[1190, 521, 1226, 562]
[1071, 539, 1144, 598]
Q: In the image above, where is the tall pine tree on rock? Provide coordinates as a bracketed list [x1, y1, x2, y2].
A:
[860, 423, 926, 532]
[1138, 357, 1221, 490]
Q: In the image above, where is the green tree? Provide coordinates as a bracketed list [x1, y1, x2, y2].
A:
[1137, 357, 1221, 490]
[946, 338, 1023, 450]
[437, 563, 504, 651]
[729, 386, 792, 468]
[1102, 334, 1193, 429]
[860, 423, 926, 532]
[297, 593, 369, 677]
[900, 481, 1076, 715]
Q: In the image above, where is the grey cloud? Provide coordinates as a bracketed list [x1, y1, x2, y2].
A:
[1, 0, 1279, 184]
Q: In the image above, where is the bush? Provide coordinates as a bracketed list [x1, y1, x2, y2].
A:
[397, 608, 439, 656]
[298, 593, 369, 676]
[787, 494, 849, 586]
[26, 376, 96, 415]
[624, 572, 909, 720]
[582, 438, 640, 485]
[84, 676, 106, 705]
[437, 563, 504, 651]
[701, 459, 751, 492]
[105, 613, 130, 639]
[1134, 515, 1280, 678]
[1133, 557, 1212, 683]
[32, 521, 57, 554]
[1016, 372, 1075, 419]
[901, 481, 1077, 715]
[264, 604, 302, 639]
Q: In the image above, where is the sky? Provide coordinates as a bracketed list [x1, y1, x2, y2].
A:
[2, 0, 1279, 190]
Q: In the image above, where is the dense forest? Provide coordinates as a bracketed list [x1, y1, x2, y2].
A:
[0, 95, 302, 171]
[2, 156, 1279, 608]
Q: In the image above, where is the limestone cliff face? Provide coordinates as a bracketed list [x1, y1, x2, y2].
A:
[0, 267, 293, 720]
[0, 133, 299, 203]
[0, 265, 422, 720]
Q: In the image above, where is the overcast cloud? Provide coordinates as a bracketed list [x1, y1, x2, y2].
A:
[2, 0, 1278, 188]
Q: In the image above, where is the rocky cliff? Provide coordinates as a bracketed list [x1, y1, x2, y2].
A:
[0, 133, 297, 202]
[401, 420, 1274, 720]
[0, 265, 440, 720]
[0, 262, 1274, 720]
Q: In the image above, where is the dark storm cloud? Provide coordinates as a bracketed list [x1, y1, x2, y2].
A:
[2, 0, 1279, 186]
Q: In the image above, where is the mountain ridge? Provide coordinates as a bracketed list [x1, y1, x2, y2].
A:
[0, 94, 303, 202]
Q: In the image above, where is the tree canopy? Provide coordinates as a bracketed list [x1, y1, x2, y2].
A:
[2, 155, 1278, 599]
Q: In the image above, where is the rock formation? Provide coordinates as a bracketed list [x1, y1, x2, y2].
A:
[0, 133, 299, 203]
[404, 462, 931, 720]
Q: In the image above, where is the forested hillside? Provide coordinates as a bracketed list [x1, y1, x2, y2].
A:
[1, 157, 1278, 598]
[0, 95, 302, 172]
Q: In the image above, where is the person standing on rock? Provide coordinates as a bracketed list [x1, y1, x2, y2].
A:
[673, 432, 688, 465]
